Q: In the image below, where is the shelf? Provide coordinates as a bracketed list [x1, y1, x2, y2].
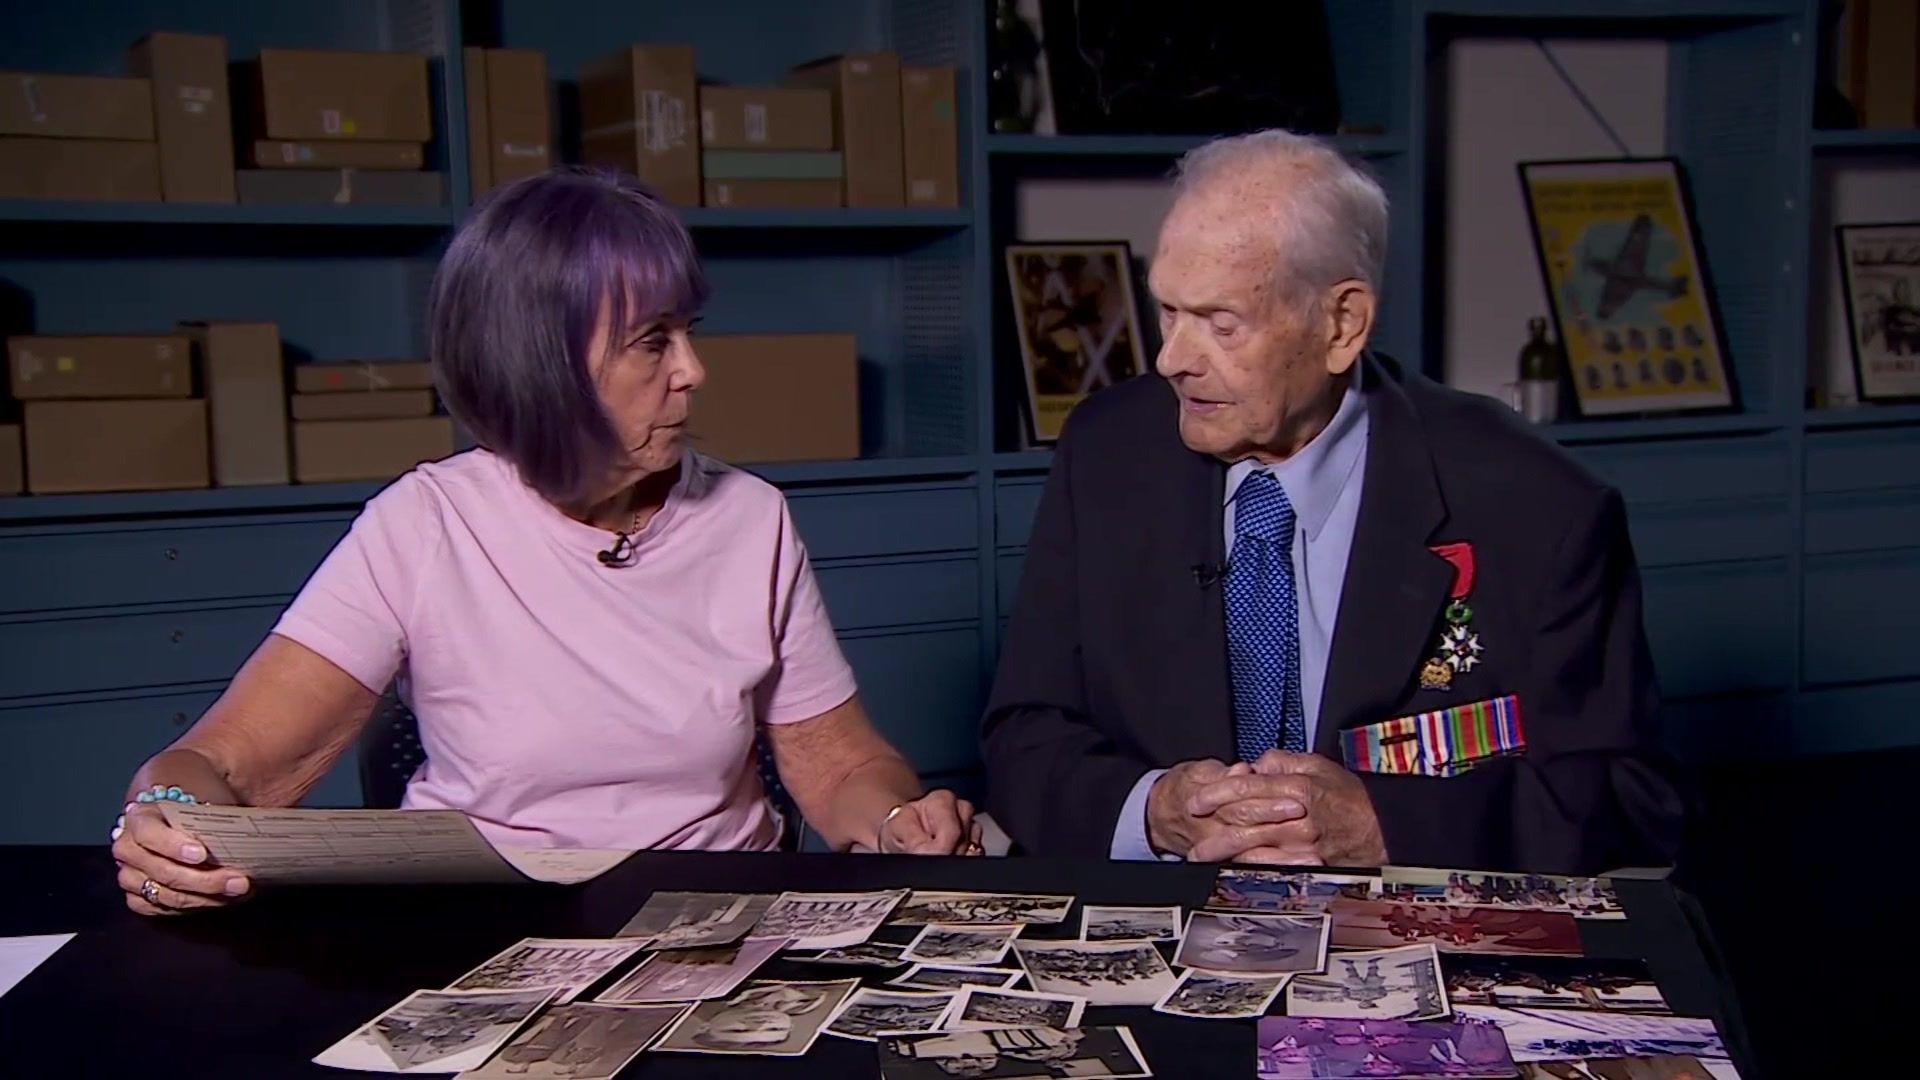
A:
[0, 481, 388, 524]
[1804, 403, 1920, 431]
[991, 450, 1055, 474]
[1811, 129, 1920, 154]
[744, 455, 980, 485]
[986, 132, 1404, 159]
[678, 208, 971, 231]
[0, 200, 460, 228]
[1545, 412, 1785, 445]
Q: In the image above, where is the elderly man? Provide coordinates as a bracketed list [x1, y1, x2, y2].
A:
[983, 131, 1684, 874]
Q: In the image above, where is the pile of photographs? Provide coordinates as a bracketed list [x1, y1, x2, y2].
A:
[305, 868, 1736, 1080]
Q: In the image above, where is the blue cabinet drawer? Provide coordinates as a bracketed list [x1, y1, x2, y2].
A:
[0, 517, 351, 614]
[0, 689, 218, 844]
[0, 604, 283, 700]
[1569, 436, 1790, 505]
[1804, 549, 1920, 686]
[788, 486, 977, 560]
[1640, 560, 1792, 698]
[815, 558, 978, 631]
[994, 480, 1045, 548]
[1807, 427, 1920, 494]
[840, 627, 985, 776]
[0, 688, 364, 844]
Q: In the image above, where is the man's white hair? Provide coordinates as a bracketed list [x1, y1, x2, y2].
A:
[1172, 129, 1390, 307]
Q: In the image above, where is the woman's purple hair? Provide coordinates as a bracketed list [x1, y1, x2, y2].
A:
[429, 166, 709, 505]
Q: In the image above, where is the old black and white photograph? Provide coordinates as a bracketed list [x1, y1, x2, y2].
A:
[616, 891, 775, 949]
[1287, 943, 1450, 1021]
[822, 987, 958, 1042]
[903, 923, 1024, 966]
[653, 979, 857, 1057]
[458, 1002, 687, 1079]
[1080, 905, 1183, 942]
[948, 986, 1087, 1031]
[1152, 969, 1289, 1020]
[747, 890, 908, 949]
[312, 988, 555, 1074]
[446, 937, 647, 1004]
[879, 1025, 1152, 1080]
[790, 941, 910, 968]
[594, 937, 787, 1003]
[890, 964, 1028, 992]
[890, 891, 1076, 926]
[1175, 911, 1330, 976]
[1012, 939, 1178, 1006]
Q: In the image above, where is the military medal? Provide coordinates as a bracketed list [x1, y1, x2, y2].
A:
[1421, 543, 1481, 691]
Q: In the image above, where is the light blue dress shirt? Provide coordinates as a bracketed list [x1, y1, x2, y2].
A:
[1110, 376, 1371, 859]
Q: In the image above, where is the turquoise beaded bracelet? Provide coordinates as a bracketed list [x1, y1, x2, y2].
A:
[109, 784, 202, 842]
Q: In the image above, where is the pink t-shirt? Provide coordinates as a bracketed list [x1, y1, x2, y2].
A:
[271, 448, 857, 851]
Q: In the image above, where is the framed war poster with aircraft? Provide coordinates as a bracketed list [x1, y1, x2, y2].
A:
[1004, 242, 1150, 443]
[1518, 158, 1738, 417]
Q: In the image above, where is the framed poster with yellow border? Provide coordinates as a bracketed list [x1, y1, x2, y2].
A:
[1004, 241, 1149, 444]
[1518, 158, 1738, 417]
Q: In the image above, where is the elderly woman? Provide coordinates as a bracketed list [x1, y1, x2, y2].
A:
[110, 167, 980, 914]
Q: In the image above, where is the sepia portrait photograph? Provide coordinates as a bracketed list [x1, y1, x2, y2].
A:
[653, 979, 858, 1058]
[616, 891, 775, 948]
[594, 937, 786, 1004]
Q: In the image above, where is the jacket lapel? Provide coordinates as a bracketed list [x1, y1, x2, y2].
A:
[1150, 389, 1235, 763]
[1315, 356, 1455, 758]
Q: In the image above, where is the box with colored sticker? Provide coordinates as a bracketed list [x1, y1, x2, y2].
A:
[251, 49, 431, 141]
[6, 334, 191, 400]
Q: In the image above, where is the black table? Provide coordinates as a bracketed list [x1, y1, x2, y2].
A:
[0, 847, 1755, 1078]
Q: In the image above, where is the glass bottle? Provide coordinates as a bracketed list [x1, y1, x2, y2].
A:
[1517, 317, 1563, 424]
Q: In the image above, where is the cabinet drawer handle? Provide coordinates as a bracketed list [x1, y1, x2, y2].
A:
[163, 547, 180, 561]
[169, 629, 185, 644]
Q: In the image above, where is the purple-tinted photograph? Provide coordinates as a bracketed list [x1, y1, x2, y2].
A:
[1256, 1017, 1517, 1079]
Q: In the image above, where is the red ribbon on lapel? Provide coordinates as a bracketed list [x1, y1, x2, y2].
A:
[1429, 542, 1475, 600]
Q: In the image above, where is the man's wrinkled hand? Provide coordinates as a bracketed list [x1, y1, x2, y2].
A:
[1186, 751, 1388, 867]
[1146, 759, 1312, 864]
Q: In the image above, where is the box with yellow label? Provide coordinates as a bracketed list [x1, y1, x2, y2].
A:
[6, 334, 191, 399]
[252, 49, 431, 141]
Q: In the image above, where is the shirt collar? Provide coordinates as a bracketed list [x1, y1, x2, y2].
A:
[1222, 371, 1369, 542]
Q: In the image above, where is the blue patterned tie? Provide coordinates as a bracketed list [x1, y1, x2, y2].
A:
[1226, 471, 1307, 761]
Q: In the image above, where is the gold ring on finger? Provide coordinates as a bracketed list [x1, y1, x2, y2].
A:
[140, 878, 162, 906]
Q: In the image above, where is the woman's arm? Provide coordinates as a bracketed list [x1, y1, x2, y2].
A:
[766, 695, 979, 854]
[112, 633, 381, 913]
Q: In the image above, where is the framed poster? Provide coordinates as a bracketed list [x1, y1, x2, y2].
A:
[1836, 223, 1920, 402]
[1518, 158, 1738, 417]
[1004, 242, 1149, 444]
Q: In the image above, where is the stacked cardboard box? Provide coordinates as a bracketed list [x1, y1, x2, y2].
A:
[698, 84, 839, 208]
[0, 70, 160, 201]
[580, 45, 700, 206]
[1839, 0, 1920, 129]
[237, 49, 443, 206]
[900, 65, 959, 208]
[464, 47, 552, 199]
[178, 321, 288, 486]
[289, 360, 452, 482]
[787, 53, 903, 209]
[689, 334, 859, 463]
[5, 334, 209, 493]
[0, 32, 237, 203]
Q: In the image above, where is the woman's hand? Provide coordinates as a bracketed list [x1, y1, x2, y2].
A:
[876, 790, 985, 856]
[111, 805, 252, 916]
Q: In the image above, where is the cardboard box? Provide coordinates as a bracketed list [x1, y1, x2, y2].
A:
[250, 139, 423, 169]
[689, 333, 859, 463]
[293, 417, 454, 483]
[178, 321, 288, 486]
[0, 137, 160, 201]
[699, 85, 833, 150]
[901, 66, 958, 207]
[483, 48, 551, 190]
[0, 423, 20, 496]
[700, 150, 843, 180]
[703, 178, 841, 209]
[128, 33, 236, 203]
[290, 389, 435, 420]
[7, 334, 190, 399]
[462, 46, 492, 198]
[0, 72, 154, 139]
[579, 45, 698, 206]
[293, 360, 435, 393]
[253, 49, 432, 141]
[236, 168, 445, 206]
[788, 53, 903, 208]
[24, 399, 209, 493]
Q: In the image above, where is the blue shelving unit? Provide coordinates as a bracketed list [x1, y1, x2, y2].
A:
[3, 1, 1918, 843]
